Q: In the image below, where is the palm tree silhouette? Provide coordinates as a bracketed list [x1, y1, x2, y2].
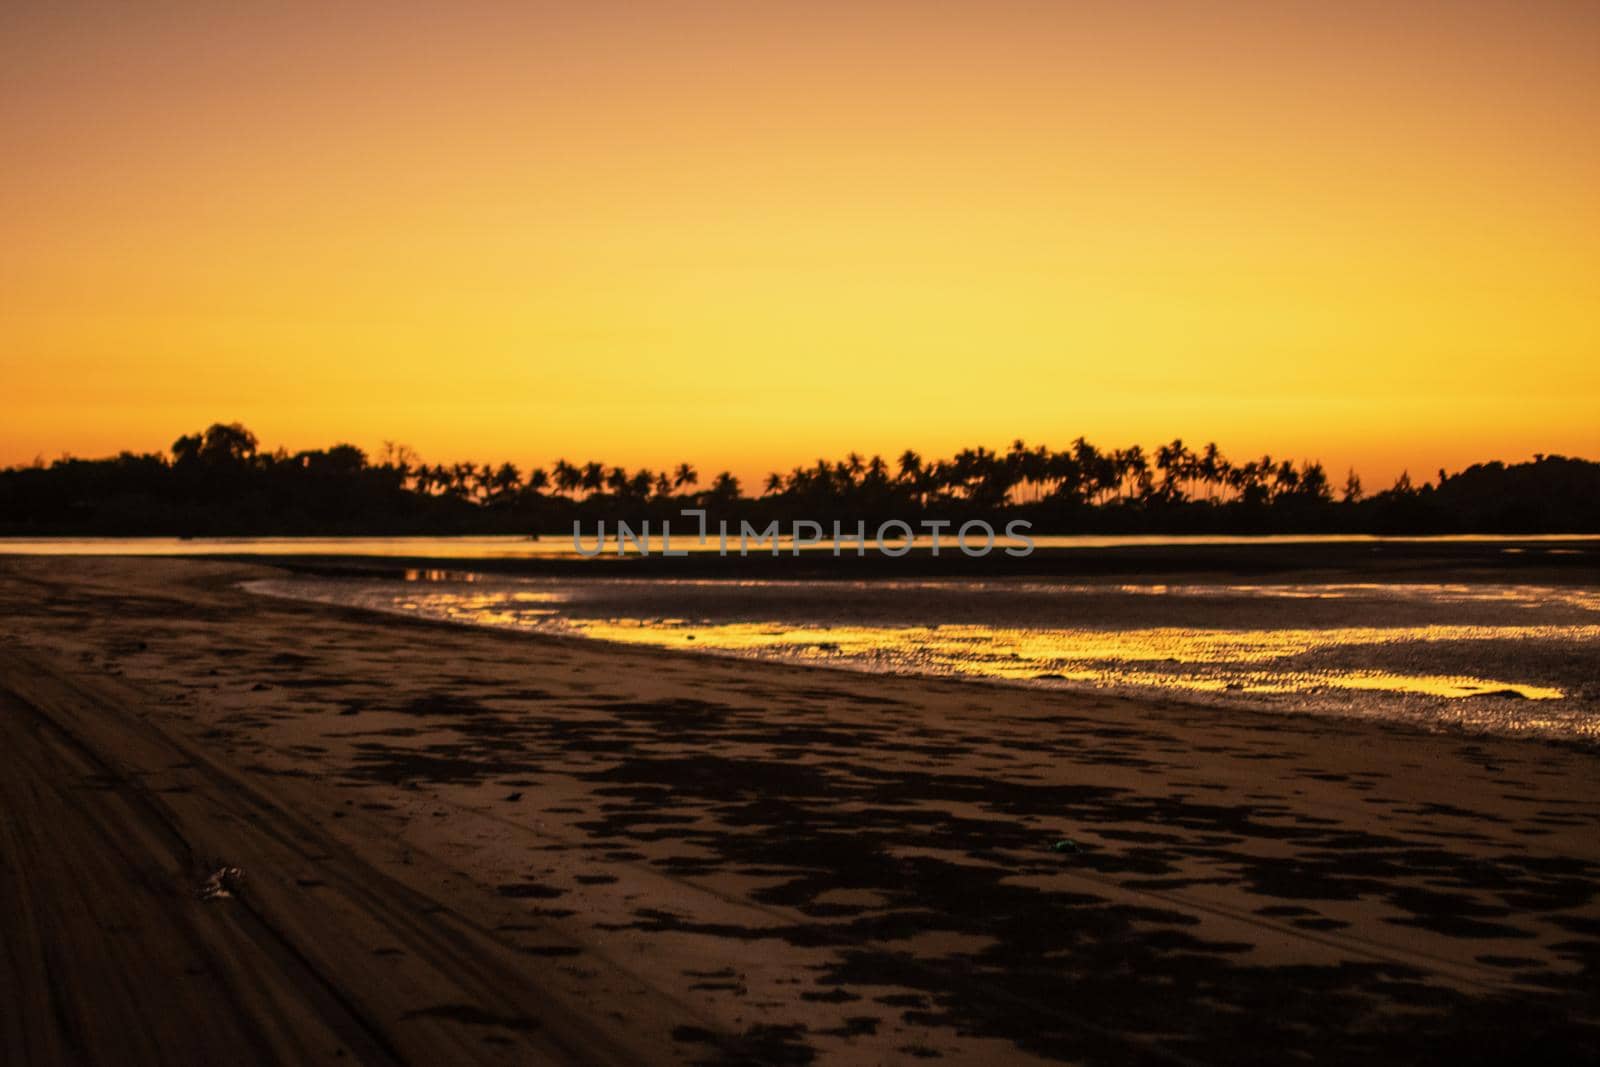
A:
[120, 424, 1389, 533]
[471, 463, 496, 503]
[709, 471, 740, 501]
[1155, 439, 1186, 502]
[449, 462, 475, 500]
[552, 459, 581, 499]
[604, 466, 629, 497]
[1117, 446, 1150, 503]
[580, 462, 605, 498]
[896, 449, 922, 482]
[1198, 442, 1225, 502]
[490, 462, 522, 503]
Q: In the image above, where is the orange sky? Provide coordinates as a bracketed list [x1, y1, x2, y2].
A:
[4, 2, 1597, 488]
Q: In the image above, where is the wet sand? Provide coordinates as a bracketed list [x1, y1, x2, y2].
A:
[2, 556, 1598, 1065]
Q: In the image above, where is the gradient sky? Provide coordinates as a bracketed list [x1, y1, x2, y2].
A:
[4, 2, 1597, 486]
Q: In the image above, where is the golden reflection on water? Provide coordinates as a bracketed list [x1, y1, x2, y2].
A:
[390, 589, 565, 629]
[533, 618, 1583, 702]
[247, 578, 1593, 713]
[402, 568, 480, 583]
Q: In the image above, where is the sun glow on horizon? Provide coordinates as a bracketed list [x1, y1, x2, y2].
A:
[4, 2, 1598, 486]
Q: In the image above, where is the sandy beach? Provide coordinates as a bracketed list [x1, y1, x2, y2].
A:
[2, 556, 1598, 1065]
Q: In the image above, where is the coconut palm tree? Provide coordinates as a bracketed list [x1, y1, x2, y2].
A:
[1237, 455, 1274, 506]
[490, 462, 522, 503]
[1005, 439, 1035, 502]
[552, 459, 582, 498]
[1067, 438, 1105, 504]
[581, 462, 605, 498]
[472, 463, 497, 503]
[1046, 449, 1085, 504]
[808, 459, 832, 498]
[709, 471, 740, 501]
[1155, 439, 1187, 502]
[1198, 442, 1225, 502]
[896, 449, 922, 483]
[672, 463, 698, 493]
[448, 462, 476, 500]
[1117, 446, 1150, 503]
[1272, 459, 1300, 499]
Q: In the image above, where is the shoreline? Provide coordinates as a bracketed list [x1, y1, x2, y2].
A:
[1, 534, 1599, 585]
[3, 556, 1599, 1064]
[242, 566, 1600, 751]
[248, 574, 1600, 752]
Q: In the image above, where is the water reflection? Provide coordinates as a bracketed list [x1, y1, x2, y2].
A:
[248, 574, 1600, 739]
[4, 532, 1600, 558]
[552, 617, 1575, 702]
[402, 568, 479, 583]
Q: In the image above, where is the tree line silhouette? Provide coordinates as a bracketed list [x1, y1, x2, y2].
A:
[1, 422, 1595, 536]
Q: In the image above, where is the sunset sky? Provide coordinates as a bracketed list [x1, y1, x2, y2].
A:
[4, 2, 1597, 487]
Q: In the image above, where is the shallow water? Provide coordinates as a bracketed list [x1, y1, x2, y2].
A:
[248, 573, 1600, 741]
[3, 532, 1598, 557]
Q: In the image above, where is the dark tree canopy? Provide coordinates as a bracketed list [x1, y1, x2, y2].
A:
[1, 423, 1595, 536]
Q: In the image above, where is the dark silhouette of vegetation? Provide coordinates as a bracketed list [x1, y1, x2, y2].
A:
[1, 423, 1596, 536]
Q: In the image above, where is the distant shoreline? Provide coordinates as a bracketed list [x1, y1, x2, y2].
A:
[142, 535, 1600, 584]
[7, 428, 1597, 540]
